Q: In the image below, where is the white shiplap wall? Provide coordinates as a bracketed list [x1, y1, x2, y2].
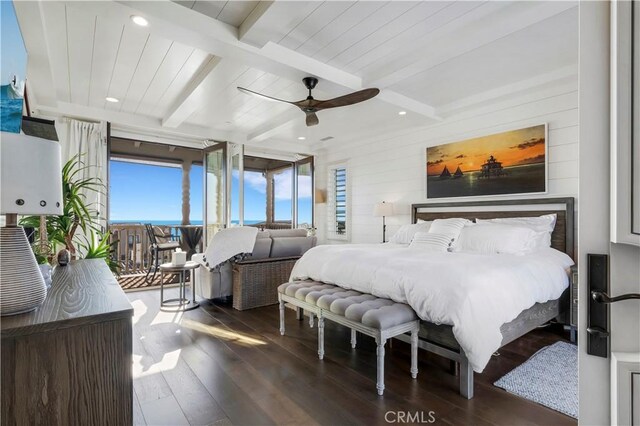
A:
[314, 83, 579, 245]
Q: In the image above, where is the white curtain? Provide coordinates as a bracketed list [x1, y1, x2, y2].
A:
[54, 118, 108, 229]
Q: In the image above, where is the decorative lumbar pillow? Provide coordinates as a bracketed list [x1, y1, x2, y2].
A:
[389, 221, 432, 244]
[428, 218, 471, 242]
[475, 214, 557, 249]
[409, 232, 452, 252]
[453, 223, 538, 255]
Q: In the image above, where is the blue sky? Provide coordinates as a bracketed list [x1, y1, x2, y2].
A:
[110, 160, 312, 224]
[1, 1, 27, 85]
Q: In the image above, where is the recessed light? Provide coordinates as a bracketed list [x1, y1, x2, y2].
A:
[398, 111, 407, 116]
[131, 15, 149, 27]
[105, 97, 119, 103]
[297, 136, 306, 140]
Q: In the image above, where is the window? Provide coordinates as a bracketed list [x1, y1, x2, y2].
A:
[328, 165, 348, 240]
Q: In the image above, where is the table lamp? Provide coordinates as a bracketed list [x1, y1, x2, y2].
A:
[1, 132, 63, 316]
[373, 201, 394, 243]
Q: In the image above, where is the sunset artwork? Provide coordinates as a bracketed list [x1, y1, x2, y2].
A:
[426, 124, 547, 199]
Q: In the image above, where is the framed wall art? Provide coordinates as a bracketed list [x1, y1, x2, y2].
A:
[426, 124, 547, 199]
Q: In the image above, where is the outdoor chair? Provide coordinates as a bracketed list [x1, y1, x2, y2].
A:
[144, 223, 180, 283]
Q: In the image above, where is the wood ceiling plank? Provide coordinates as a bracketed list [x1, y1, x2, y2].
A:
[39, 1, 71, 103]
[153, 49, 209, 116]
[217, 1, 260, 27]
[88, 16, 125, 109]
[190, 1, 225, 21]
[328, 1, 445, 68]
[119, 35, 173, 114]
[12, 2, 57, 107]
[103, 25, 149, 111]
[344, 1, 487, 73]
[365, 1, 577, 88]
[278, 2, 355, 51]
[395, 8, 578, 107]
[312, 1, 419, 65]
[239, 1, 321, 48]
[295, 1, 386, 58]
[133, 42, 194, 115]
[65, 6, 96, 106]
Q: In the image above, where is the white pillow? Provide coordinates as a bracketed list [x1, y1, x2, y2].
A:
[389, 222, 432, 244]
[475, 214, 557, 249]
[409, 232, 452, 252]
[453, 223, 538, 255]
[428, 218, 471, 242]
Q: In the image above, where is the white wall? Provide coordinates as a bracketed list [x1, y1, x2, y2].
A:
[314, 83, 579, 245]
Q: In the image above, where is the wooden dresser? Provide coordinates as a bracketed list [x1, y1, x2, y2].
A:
[1, 259, 133, 426]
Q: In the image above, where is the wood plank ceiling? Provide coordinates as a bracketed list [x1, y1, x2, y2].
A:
[14, 0, 578, 150]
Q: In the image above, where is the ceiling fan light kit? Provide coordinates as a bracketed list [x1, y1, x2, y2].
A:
[237, 77, 379, 127]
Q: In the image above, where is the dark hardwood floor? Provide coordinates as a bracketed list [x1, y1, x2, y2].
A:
[129, 289, 577, 426]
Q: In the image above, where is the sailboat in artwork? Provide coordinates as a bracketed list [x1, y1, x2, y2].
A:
[453, 166, 464, 178]
[439, 165, 451, 178]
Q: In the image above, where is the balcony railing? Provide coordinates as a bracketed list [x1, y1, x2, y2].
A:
[109, 223, 203, 276]
[110, 221, 294, 277]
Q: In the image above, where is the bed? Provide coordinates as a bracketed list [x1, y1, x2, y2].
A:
[291, 197, 575, 399]
[400, 197, 575, 398]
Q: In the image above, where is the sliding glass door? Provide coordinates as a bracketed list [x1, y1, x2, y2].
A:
[295, 156, 314, 228]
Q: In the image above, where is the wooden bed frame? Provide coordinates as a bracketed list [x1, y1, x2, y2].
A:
[394, 197, 575, 399]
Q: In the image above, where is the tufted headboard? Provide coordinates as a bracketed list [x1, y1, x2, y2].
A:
[411, 197, 575, 259]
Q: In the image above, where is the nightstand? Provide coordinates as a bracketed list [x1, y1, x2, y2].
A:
[570, 264, 578, 342]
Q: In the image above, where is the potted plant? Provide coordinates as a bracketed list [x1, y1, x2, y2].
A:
[20, 155, 119, 273]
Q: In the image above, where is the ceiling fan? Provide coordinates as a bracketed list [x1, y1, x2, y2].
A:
[237, 77, 380, 127]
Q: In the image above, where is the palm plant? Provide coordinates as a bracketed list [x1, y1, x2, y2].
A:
[80, 230, 120, 274]
[20, 155, 116, 270]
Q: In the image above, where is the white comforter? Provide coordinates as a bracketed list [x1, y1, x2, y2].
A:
[290, 244, 574, 372]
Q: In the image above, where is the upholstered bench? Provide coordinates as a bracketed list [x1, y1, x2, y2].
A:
[277, 280, 420, 395]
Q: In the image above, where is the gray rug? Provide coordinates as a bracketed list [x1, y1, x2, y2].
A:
[494, 341, 578, 418]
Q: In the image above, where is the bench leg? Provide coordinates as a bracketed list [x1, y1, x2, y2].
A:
[318, 315, 325, 360]
[350, 329, 357, 349]
[376, 337, 386, 396]
[459, 355, 474, 399]
[279, 298, 285, 336]
[410, 329, 418, 379]
[296, 307, 303, 321]
[309, 312, 314, 328]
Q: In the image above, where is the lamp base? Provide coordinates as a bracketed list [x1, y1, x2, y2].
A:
[0, 226, 47, 316]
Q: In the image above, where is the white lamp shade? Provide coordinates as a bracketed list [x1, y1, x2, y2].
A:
[373, 202, 394, 217]
[1, 132, 63, 216]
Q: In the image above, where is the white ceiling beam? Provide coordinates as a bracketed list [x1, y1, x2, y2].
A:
[112, 1, 305, 82]
[247, 109, 302, 142]
[162, 55, 221, 128]
[35, 102, 236, 142]
[113, 1, 441, 121]
[366, 2, 577, 89]
[238, 1, 326, 48]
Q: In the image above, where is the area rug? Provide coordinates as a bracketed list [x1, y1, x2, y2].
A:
[494, 341, 578, 418]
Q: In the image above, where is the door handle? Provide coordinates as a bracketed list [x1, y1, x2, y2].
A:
[586, 326, 610, 338]
[591, 291, 640, 304]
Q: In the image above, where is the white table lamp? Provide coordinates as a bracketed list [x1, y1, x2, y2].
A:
[1, 132, 63, 315]
[373, 201, 394, 243]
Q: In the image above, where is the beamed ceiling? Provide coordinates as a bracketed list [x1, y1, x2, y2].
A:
[15, 0, 578, 152]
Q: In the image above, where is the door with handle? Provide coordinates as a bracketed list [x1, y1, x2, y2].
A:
[579, 3, 640, 425]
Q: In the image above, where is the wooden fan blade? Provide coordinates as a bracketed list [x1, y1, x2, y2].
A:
[237, 87, 293, 104]
[305, 112, 319, 127]
[315, 88, 380, 110]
